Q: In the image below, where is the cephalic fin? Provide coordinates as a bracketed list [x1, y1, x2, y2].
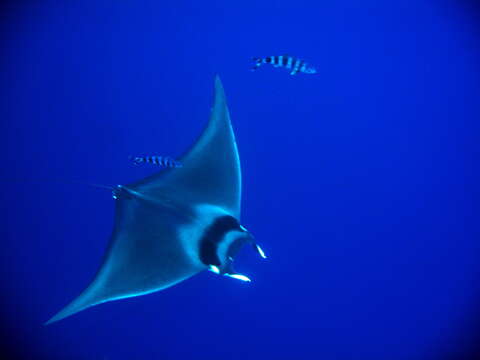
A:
[208, 258, 252, 282]
[208, 261, 252, 282]
[225, 273, 251, 282]
[254, 243, 267, 259]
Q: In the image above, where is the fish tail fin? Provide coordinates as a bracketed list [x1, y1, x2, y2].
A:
[128, 155, 140, 165]
[251, 57, 262, 71]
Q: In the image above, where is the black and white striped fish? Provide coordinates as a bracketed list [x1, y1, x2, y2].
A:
[251, 55, 317, 75]
[129, 155, 182, 168]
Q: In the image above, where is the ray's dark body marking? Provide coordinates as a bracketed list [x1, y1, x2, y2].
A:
[199, 216, 241, 267]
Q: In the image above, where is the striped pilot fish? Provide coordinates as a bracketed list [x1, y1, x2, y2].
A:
[129, 155, 182, 168]
[251, 55, 317, 75]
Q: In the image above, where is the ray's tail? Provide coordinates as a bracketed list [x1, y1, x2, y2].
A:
[0, 177, 113, 191]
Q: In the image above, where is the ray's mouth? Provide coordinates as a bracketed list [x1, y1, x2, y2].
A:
[208, 231, 267, 282]
[199, 215, 266, 282]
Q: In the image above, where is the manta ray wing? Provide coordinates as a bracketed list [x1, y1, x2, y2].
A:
[45, 76, 242, 324]
[45, 196, 202, 324]
[130, 75, 242, 218]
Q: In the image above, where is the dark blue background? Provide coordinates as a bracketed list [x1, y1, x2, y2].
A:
[1, 1, 479, 359]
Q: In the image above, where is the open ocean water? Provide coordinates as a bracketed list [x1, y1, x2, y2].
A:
[1, 1, 479, 359]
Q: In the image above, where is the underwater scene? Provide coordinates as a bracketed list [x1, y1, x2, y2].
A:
[1, 1, 479, 359]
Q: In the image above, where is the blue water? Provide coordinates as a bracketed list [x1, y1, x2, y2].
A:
[1, 1, 479, 359]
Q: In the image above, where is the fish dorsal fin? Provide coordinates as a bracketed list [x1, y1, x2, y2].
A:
[129, 76, 241, 218]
